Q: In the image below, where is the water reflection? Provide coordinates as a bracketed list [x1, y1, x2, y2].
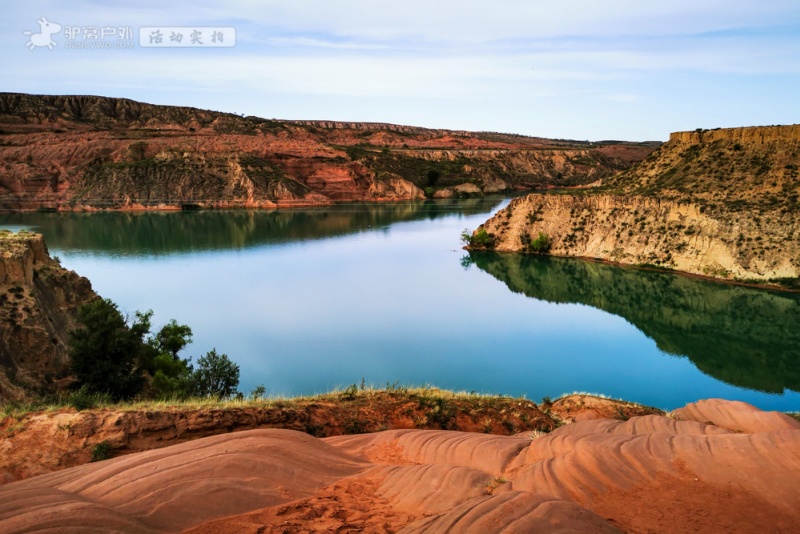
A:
[469, 252, 800, 394]
[0, 198, 502, 256]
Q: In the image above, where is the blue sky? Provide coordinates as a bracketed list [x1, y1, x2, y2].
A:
[3, 1, 799, 140]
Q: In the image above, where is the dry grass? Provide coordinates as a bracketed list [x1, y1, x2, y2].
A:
[1, 383, 528, 420]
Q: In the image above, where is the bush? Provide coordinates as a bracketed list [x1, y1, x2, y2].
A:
[529, 232, 552, 253]
[461, 227, 495, 249]
[91, 440, 112, 462]
[250, 384, 266, 400]
[151, 353, 195, 399]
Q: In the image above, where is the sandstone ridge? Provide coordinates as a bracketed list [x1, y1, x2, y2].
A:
[669, 124, 800, 145]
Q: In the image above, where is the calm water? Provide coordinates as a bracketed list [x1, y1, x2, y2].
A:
[2, 199, 799, 411]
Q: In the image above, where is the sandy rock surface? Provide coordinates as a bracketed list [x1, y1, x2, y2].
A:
[1, 398, 798, 533]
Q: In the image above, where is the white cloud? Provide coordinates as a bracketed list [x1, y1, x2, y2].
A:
[3, 0, 800, 139]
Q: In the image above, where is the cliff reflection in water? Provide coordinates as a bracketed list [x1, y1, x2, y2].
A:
[469, 252, 800, 395]
[0, 198, 501, 256]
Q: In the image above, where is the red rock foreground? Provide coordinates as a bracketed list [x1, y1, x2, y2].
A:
[1, 398, 798, 533]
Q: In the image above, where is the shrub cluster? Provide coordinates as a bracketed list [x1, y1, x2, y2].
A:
[69, 298, 240, 401]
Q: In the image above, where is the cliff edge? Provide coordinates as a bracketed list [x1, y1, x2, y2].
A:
[0, 231, 96, 400]
[474, 124, 800, 284]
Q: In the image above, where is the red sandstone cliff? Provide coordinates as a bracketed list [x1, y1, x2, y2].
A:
[0, 93, 658, 211]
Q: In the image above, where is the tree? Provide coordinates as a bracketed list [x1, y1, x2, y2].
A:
[155, 319, 193, 360]
[461, 227, 495, 248]
[426, 169, 441, 187]
[148, 319, 194, 398]
[69, 298, 148, 400]
[151, 352, 194, 399]
[192, 349, 240, 398]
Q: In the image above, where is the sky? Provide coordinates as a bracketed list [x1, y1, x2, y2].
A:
[3, 1, 800, 141]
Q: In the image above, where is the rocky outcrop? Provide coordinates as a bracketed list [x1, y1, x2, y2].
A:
[0, 231, 96, 401]
[479, 193, 799, 282]
[1, 398, 797, 533]
[668, 125, 800, 146]
[474, 124, 800, 284]
[0, 93, 657, 211]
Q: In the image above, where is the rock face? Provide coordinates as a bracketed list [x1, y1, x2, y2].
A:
[0, 398, 797, 533]
[0, 93, 657, 211]
[0, 231, 96, 401]
[476, 124, 800, 284]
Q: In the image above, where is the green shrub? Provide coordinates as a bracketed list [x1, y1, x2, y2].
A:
[341, 384, 359, 400]
[461, 228, 495, 248]
[250, 384, 266, 400]
[521, 232, 551, 254]
[91, 440, 112, 462]
[65, 387, 109, 411]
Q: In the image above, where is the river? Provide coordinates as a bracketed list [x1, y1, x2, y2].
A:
[2, 198, 798, 411]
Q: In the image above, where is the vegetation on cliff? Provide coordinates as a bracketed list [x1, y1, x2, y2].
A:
[602, 126, 800, 212]
[0, 230, 96, 401]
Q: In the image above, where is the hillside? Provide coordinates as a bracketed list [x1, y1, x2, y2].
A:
[0, 231, 96, 401]
[472, 125, 800, 284]
[0, 93, 657, 211]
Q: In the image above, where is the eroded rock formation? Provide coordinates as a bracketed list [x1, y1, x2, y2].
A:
[474, 124, 800, 284]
